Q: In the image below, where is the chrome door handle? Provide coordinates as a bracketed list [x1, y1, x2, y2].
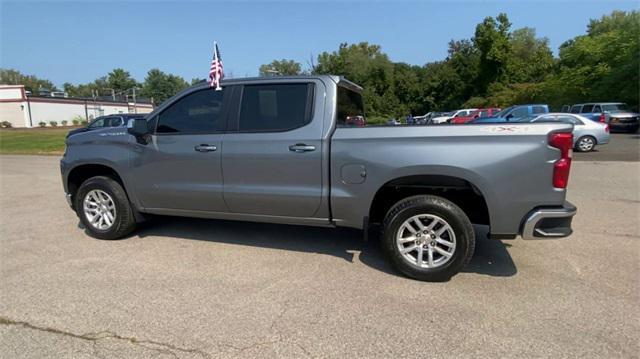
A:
[288, 144, 316, 153]
[194, 144, 217, 152]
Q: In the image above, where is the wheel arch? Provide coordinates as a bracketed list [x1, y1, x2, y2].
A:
[368, 174, 491, 229]
[66, 164, 128, 209]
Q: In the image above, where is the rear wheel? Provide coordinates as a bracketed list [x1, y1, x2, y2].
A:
[382, 195, 475, 281]
[75, 176, 136, 240]
[575, 136, 596, 152]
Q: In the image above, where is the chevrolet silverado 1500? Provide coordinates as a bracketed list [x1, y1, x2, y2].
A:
[61, 75, 576, 281]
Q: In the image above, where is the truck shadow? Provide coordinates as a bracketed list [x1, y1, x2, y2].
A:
[133, 217, 517, 279]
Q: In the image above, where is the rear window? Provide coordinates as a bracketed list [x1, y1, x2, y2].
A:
[581, 105, 594, 113]
[337, 86, 365, 127]
[532, 106, 547, 114]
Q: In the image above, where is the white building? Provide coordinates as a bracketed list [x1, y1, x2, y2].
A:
[0, 85, 153, 128]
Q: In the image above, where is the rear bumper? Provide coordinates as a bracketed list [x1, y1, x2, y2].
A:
[609, 121, 639, 132]
[521, 201, 577, 240]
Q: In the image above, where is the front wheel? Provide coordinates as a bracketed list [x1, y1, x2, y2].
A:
[575, 136, 596, 152]
[75, 176, 137, 240]
[382, 195, 475, 281]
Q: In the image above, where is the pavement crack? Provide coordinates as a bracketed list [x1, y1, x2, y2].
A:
[0, 316, 211, 358]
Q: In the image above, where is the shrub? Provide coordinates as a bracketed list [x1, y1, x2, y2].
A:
[81, 120, 88, 125]
[49, 121, 58, 127]
[71, 115, 85, 125]
[39, 122, 46, 127]
[0, 121, 12, 128]
[61, 120, 68, 126]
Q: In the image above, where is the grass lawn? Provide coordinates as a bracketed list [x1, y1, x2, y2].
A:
[0, 127, 73, 155]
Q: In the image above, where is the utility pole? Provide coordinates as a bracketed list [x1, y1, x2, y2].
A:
[132, 87, 137, 113]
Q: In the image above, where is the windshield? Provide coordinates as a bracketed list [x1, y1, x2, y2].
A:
[493, 106, 514, 118]
[601, 104, 629, 112]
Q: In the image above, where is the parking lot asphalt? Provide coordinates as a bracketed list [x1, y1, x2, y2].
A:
[1, 153, 638, 358]
[574, 133, 640, 162]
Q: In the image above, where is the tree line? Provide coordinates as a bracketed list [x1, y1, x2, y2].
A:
[2, 10, 637, 116]
[0, 67, 196, 105]
[261, 10, 639, 119]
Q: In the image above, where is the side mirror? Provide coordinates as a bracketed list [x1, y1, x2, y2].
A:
[128, 118, 148, 136]
[505, 113, 514, 119]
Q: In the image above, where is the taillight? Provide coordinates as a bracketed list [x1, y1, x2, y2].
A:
[604, 124, 610, 133]
[548, 132, 573, 189]
[598, 113, 606, 123]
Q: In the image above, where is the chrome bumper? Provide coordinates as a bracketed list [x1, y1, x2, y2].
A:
[521, 202, 577, 240]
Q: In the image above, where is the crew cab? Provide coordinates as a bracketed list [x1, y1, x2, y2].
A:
[61, 76, 576, 281]
[471, 104, 549, 123]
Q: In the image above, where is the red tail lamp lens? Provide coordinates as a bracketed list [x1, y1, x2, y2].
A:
[548, 132, 573, 189]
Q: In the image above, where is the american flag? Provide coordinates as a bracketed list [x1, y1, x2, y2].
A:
[209, 42, 224, 90]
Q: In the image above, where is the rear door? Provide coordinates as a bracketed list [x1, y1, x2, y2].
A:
[222, 81, 325, 217]
[130, 87, 231, 212]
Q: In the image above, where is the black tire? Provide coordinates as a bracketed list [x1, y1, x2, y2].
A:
[75, 176, 136, 240]
[382, 195, 475, 281]
[575, 135, 596, 152]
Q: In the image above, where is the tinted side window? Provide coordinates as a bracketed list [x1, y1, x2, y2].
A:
[571, 106, 582, 114]
[532, 106, 547, 114]
[337, 86, 365, 127]
[581, 104, 594, 113]
[239, 83, 313, 132]
[156, 89, 226, 134]
[558, 115, 583, 125]
[89, 118, 104, 128]
[108, 117, 123, 127]
[510, 107, 529, 118]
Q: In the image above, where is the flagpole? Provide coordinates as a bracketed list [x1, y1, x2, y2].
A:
[214, 41, 222, 91]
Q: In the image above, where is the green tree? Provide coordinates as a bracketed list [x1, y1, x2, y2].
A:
[0, 68, 57, 93]
[315, 42, 397, 117]
[259, 59, 303, 76]
[107, 68, 138, 93]
[141, 69, 189, 105]
[473, 13, 512, 92]
[507, 27, 555, 83]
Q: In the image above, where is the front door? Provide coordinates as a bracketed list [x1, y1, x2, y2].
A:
[222, 82, 324, 218]
[130, 87, 230, 212]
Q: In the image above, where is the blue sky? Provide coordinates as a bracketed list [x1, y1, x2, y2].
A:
[1, 1, 638, 87]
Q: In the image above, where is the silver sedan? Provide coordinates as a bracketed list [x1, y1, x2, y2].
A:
[520, 113, 610, 152]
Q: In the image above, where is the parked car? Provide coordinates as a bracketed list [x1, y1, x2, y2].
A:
[431, 109, 477, 124]
[61, 75, 576, 282]
[413, 112, 441, 125]
[519, 113, 610, 152]
[570, 103, 639, 133]
[450, 108, 501, 124]
[67, 114, 147, 138]
[471, 104, 549, 123]
[345, 115, 366, 127]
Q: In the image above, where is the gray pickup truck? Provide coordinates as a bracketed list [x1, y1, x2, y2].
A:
[61, 75, 576, 281]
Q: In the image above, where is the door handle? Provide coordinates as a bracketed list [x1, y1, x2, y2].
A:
[194, 144, 217, 152]
[288, 144, 316, 153]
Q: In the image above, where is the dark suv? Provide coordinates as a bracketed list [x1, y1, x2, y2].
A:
[67, 114, 147, 138]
